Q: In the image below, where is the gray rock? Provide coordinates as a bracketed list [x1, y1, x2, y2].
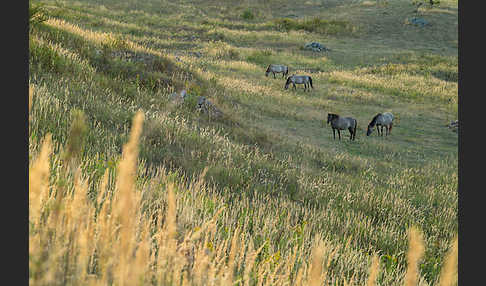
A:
[169, 90, 187, 105]
[447, 120, 458, 132]
[197, 96, 223, 118]
[408, 17, 429, 27]
[180, 90, 187, 99]
[303, 42, 331, 52]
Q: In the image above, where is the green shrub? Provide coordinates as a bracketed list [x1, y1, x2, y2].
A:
[29, 38, 67, 74]
[29, 3, 49, 28]
[246, 50, 272, 66]
[63, 109, 88, 164]
[241, 9, 255, 20]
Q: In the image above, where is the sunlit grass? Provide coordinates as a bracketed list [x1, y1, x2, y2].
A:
[29, 0, 457, 284]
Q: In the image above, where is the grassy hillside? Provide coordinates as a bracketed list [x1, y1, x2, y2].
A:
[29, 0, 458, 285]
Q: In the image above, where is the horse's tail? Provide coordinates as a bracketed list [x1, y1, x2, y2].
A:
[309, 76, 313, 88]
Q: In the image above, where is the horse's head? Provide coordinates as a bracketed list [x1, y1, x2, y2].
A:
[367, 113, 381, 135]
[327, 113, 337, 124]
[284, 77, 290, 89]
[366, 125, 373, 136]
[265, 65, 270, 77]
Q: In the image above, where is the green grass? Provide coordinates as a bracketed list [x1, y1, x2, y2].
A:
[29, 0, 457, 284]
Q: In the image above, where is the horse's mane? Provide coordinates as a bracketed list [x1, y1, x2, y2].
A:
[369, 113, 382, 127]
[266, 65, 271, 72]
[328, 113, 339, 119]
[285, 76, 291, 85]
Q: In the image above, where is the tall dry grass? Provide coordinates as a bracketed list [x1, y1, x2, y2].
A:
[437, 237, 458, 286]
[403, 226, 425, 286]
[29, 111, 458, 286]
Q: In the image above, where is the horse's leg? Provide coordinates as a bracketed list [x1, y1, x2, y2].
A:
[338, 129, 341, 140]
[273, 72, 276, 79]
[349, 127, 353, 140]
[333, 128, 336, 139]
[385, 126, 389, 136]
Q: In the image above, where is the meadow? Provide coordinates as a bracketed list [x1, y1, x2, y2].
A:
[29, 0, 458, 285]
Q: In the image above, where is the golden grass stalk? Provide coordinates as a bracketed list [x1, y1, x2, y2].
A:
[29, 84, 34, 114]
[306, 236, 327, 286]
[29, 133, 52, 223]
[294, 262, 305, 286]
[437, 236, 458, 286]
[112, 110, 144, 285]
[403, 226, 425, 286]
[224, 226, 240, 285]
[366, 254, 380, 286]
[133, 217, 152, 285]
[166, 182, 178, 242]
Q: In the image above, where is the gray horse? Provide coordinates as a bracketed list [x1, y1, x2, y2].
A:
[265, 64, 289, 79]
[327, 113, 357, 141]
[284, 75, 313, 91]
[366, 112, 394, 136]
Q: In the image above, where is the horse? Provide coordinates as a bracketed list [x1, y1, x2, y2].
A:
[265, 64, 289, 79]
[366, 112, 394, 136]
[284, 75, 313, 91]
[327, 113, 357, 141]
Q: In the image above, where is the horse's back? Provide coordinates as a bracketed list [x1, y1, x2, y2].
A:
[272, 64, 286, 71]
[333, 117, 355, 129]
[383, 112, 394, 122]
[292, 75, 310, 82]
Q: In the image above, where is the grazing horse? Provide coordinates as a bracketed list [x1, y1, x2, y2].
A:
[366, 112, 394, 136]
[327, 113, 357, 141]
[284, 75, 313, 91]
[265, 64, 289, 79]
